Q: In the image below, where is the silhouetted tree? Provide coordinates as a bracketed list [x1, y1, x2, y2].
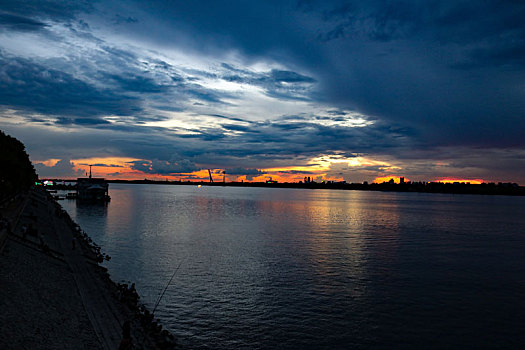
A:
[0, 129, 37, 200]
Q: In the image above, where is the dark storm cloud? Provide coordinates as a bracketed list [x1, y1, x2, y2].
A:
[110, 0, 523, 146]
[226, 168, 263, 176]
[0, 0, 523, 182]
[128, 158, 200, 175]
[178, 130, 227, 141]
[209, 114, 248, 123]
[225, 167, 263, 180]
[55, 118, 111, 126]
[104, 74, 169, 93]
[15, 112, 405, 168]
[79, 163, 123, 168]
[27, 117, 49, 123]
[314, 2, 418, 42]
[270, 70, 315, 83]
[221, 67, 315, 86]
[302, 1, 525, 146]
[183, 86, 230, 104]
[95, 55, 236, 105]
[0, 53, 140, 118]
[279, 170, 316, 175]
[452, 43, 525, 70]
[220, 124, 259, 133]
[34, 158, 84, 178]
[0, 12, 47, 31]
[0, 0, 93, 21]
[100, 62, 238, 105]
[144, 116, 415, 163]
[220, 66, 316, 100]
[271, 123, 306, 131]
[113, 14, 138, 25]
[305, 1, 525, 54]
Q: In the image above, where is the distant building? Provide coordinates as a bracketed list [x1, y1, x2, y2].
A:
[400, 177, 405, 184]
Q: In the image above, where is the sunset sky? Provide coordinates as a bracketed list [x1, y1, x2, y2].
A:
[0, 1, 523, 183]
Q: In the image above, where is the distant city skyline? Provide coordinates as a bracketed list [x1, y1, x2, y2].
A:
[34, 160, 492, 185]
[0, 1, 523, 183]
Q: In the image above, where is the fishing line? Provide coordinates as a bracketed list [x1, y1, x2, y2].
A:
[153, 257, 185, 315]
[152, 194, 195, 315]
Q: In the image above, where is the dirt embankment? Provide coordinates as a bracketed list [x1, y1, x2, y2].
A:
[0, 188, 177, 349]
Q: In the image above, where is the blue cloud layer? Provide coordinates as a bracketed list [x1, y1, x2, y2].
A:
[0, 0, 524, 182]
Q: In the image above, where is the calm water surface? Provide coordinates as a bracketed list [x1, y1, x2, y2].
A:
[60, 184, 525, 349]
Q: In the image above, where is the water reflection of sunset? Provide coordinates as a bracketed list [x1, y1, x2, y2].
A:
[288, 191, 369, 296]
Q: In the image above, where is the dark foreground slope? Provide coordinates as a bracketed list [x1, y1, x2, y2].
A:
[1, 192, 177, 350]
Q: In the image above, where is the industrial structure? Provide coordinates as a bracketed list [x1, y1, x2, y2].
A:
[76, 165, 110, 202]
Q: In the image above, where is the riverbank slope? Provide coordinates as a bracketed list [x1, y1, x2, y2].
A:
[0, 188, 176, 349]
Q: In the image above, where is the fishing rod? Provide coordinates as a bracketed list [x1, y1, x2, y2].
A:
[152, 258, 185, 315]
[151, 194, 199, 315]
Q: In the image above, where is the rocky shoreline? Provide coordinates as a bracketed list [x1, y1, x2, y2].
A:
[0, 188, 177, 349]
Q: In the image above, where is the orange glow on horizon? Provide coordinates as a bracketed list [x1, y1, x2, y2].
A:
[38, 153, 392, 183]
[435, 178, 484, 184]
[73, 157, 142, 179]
[37, 157, 487, 185]
[373, 176, 409, 184]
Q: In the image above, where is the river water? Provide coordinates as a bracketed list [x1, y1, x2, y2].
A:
[60, 184, 525, 349]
